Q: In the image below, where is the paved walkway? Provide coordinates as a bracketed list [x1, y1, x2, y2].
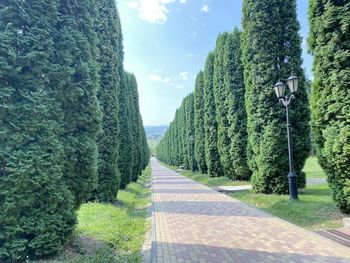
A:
[150, 158, 350, 263]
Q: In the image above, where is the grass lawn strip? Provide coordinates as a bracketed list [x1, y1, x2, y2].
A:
[34, 165, 151, 263]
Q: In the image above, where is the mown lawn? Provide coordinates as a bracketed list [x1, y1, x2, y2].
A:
[303, 156, 326, 178]
[230, 184, 344, 230]
[228, 157, 344, 230]
[36, 165, 151, 263]
[163, 163, 250, 187]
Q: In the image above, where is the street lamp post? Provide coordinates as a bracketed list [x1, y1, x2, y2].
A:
[189, 135, 195, 173]
[274, 75, 300, 200]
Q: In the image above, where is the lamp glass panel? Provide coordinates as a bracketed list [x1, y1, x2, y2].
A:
[287, 77, 299, 93]
[274, 84, 285, 98]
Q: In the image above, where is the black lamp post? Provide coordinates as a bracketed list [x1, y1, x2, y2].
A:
[274, 75, 299, 200]
[189, 135, 195, 173]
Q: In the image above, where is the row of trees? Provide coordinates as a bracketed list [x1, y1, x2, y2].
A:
[157, 29, 255, 181]
[158, 0, 350, 213]
[0, 0, 149, 261]
[158, 0, 310, 191]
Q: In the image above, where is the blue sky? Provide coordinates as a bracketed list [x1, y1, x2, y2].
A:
[119, 0, 313, 126]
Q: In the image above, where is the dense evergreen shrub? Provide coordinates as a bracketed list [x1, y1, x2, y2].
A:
[194, 72, 208, 173]
[0, 1, 76, 260]
[214, 33, 232, 177]
[242, 0, 310, 193]
[308, 0, 350, 213]
[225, 29, 251, 180]
[56, 0, 101, 207]
[204, 52, 222, 177]
[93, 0, 123, 202]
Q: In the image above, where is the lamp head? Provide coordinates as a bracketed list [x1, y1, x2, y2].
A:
[287, 75, 299, 94]
[274, 81, 285, 99]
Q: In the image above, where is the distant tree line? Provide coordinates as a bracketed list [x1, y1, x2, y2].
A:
[0, 0, 149, 261]
[158, 0, 349, 212]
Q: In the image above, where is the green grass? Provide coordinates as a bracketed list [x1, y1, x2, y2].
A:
[180, 170, 250, 187]
[303, 156, 326, 178]
[228, 158, 341, 230]
[35, 165, 152, 263]
[230, 184, 343, 230]
[163, 163, 250, 187]
[165, 156, 326, 186]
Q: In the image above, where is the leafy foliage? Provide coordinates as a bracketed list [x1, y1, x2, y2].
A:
[242, 0, 310, 194]
[194, 72, 207, 173]
[308, 0, 350, 213]
[157, 94, 195, 170]
[93, 0, 122, 202]
[0, 1, 76, 260]
[0, 0, 149, 260]
[203, 52, 223, 177]
[56, 0, 101, 208]
[225, 29, 251, 180]
[213, 33, 231, 177]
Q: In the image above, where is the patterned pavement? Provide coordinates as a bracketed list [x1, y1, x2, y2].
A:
[150, 158, 350, 263]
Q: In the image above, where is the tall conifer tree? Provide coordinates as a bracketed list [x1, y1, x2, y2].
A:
[56, 0, 101, 207]
[0, 1, 76, 260]
[308, 0, 350, 212]
[128, 74, 143, 181]
[118, 72, 133, 188]
[242, 0, 310, 193]
[194, 72, 207, 173]
[179, 100, 188, 167]
[225, 29, 251, 180]
[214, 33, 232, 177]
[204, 52, 222, 177]
[185, 93, 196, 171]
[93, 0, 122, 202]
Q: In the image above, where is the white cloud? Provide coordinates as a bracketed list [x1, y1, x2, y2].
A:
[163, 77, 171, 83]
[191, 30, 198, 37]
[128, 1, 140, 9]
[128, 0, 187, 23]
[201, 4, 210, 12]
[149, 74, 163, 81]
[149, 74, 172, 83]
[187, 53, 194, 57]
[175, 85, 185, 89]
[179, 72, 189, 81]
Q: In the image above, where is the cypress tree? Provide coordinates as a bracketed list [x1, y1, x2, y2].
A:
[0, 1, 76, 260]
[118, 72, 133, 188]
[179, 99, 188, 167]
[56, 0, 101, 207]
[185, 93, 197, 171]
[128, 74, 143, 181]
[93, 0, 122, 202]
[194, 71, 208, 173]
[225, 29, 251, 180]
[214, 33, 232, 177]
[140, 125, 150, 169]
[204, 52, 222, 177]
[308, 0, 350, 212]
[242, 0, 310, 194]
[173, 109, 181, 166]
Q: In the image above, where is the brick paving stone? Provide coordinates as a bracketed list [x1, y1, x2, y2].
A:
[150, 158, 350, 263]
